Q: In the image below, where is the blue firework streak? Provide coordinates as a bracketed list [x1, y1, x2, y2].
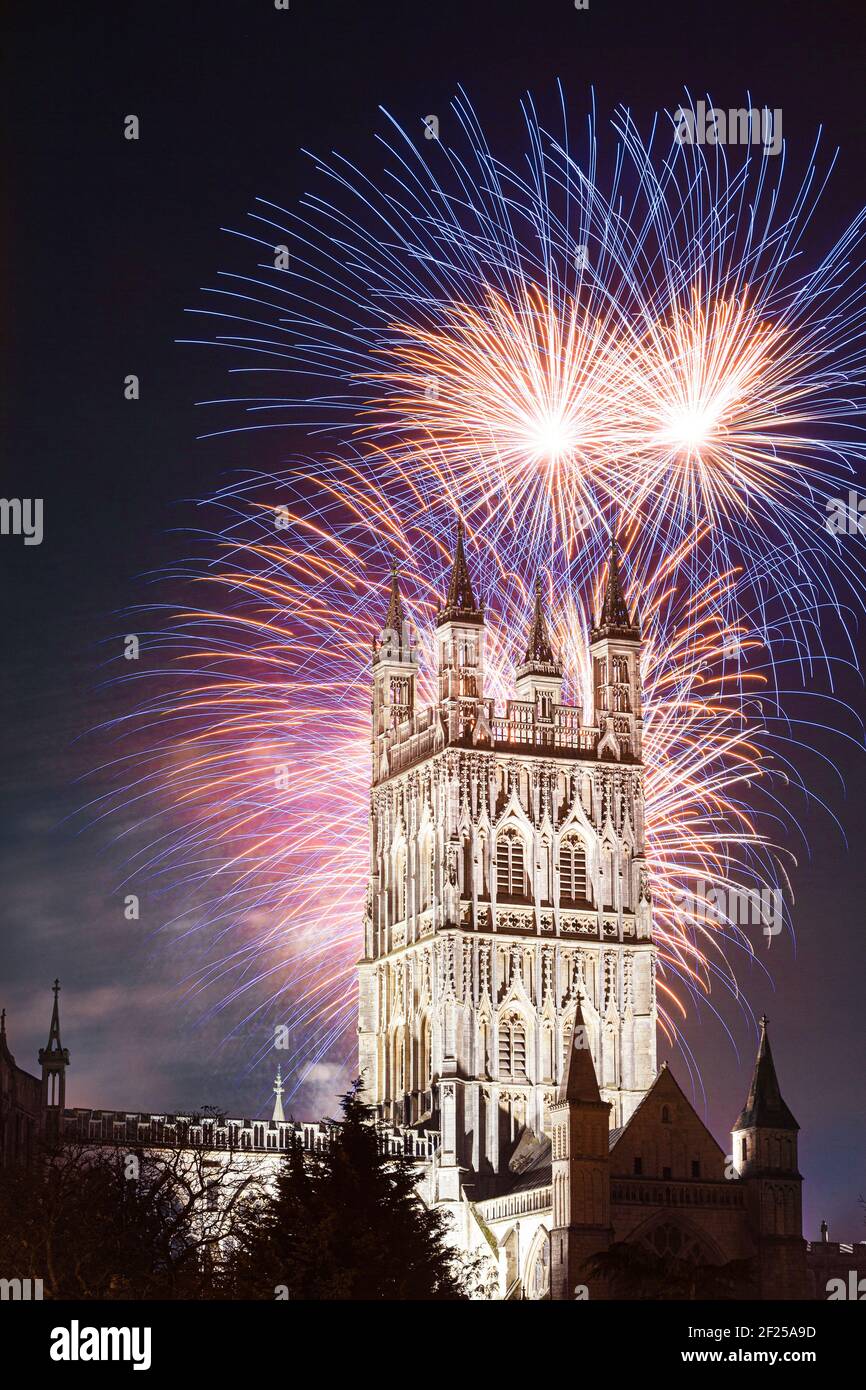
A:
[86, 459, 857, 1108]
[179, 85, 866, 675]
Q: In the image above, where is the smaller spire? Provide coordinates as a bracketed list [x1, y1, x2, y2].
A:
[45, 979, 63, 1053]
[382, 559, 405, 632]
[521, 574, 560, 669]
[592, 530, 640, 641]
[734, 1014, 798, 1132]
[272, 1065, 286, 1124]
[0, 1008, 5, 1037]
[437, 519, 484, 626]
[559, 995, 602, 1104]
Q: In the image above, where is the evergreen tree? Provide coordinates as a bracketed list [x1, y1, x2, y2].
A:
[228, 1083, 471, 1300]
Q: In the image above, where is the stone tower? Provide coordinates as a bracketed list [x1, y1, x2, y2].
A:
[549, 995, 612, 1299]
[732, 1015, 808, 1298]
[358, 527, 657, 1202]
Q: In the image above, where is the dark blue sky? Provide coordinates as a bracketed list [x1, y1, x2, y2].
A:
[3, 0, 866, 1238]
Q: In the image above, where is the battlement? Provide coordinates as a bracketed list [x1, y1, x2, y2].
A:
[61, 1107, 439, 1160]
[376, 696, 636, 784]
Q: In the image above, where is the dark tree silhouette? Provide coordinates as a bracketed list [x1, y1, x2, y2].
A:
[226, 1083, 472, 1300]
[582, 1239, 756, 1300]
[0, 1141, 260, 1299]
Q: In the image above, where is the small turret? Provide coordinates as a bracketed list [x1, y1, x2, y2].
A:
[732, 1015, 807, 1299]
[733, 1014, 799, 1175]
[38, 979, 70, 1136]
[435, 520, 486, 710]
[437, 519, 484, 628]
[515, 575, 563, 714]
[272, 1065, 286, 1124]
[589, 533, 643, 758]
[371, 559, 417, 748]
[591, 533, 641, 643]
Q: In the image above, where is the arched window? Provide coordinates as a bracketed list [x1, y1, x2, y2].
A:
[661, 1105, 672, 1125]
[612, 656, 632, 712]
[496, 828, 527, 899]
[559, 835, 587, 903]
[498, 1014, 528, 1080]
[527, 1234, 551, 1300]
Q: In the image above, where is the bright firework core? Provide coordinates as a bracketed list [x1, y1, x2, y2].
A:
[525, 409, 580, 464]
[662, 403, 720, 454]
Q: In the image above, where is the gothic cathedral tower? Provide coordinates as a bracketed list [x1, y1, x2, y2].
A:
[358, 528, 657, 1200]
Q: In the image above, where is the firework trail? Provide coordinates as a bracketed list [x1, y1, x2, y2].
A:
[90, 462, 839, 1103]
[181, 86, 866, 673]
[92, 89, 866, 1105]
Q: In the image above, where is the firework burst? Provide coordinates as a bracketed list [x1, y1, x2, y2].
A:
[182, 87, 866, 663]
[90, 464, 814, 1102]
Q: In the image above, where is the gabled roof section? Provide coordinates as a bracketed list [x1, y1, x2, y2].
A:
[609, 1064, 727, 1162]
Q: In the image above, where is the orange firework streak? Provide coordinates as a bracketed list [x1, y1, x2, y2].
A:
[98, 479, 789, 1093]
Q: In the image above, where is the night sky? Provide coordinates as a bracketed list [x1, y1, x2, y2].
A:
[3, 0, 865, 1238]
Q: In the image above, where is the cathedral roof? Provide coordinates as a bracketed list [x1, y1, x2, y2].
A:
[591, 533, 640, 642]
[437, 520, 484, 627]
[733, 1016, 799, 1132]
[620, 1061, 725, 1136]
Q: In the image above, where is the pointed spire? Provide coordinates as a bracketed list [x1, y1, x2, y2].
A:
[437, 519, 484, 626]
[272, 1064, 286, 1124]
[518, 574, 562, 674]
[559, 996, 602, 1104]
[525, 575, 555, 664]
[0, 1008, 5, 1038]
[38, 979, 70, 1099]
[46, 978, 63, 1053]
[734, 1015, 798, 1132]
[592, 530, 640, 640]
[382, 559, 405, 632]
